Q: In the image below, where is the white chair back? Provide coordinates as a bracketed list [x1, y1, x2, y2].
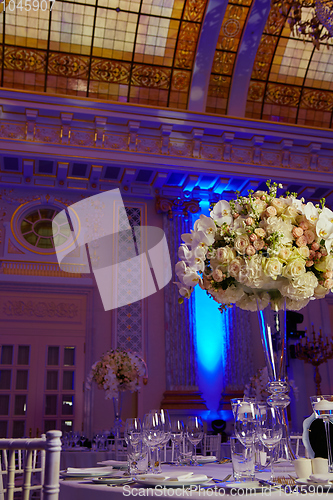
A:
[202, 434, 221, 459]
[0, 430, 62, 500]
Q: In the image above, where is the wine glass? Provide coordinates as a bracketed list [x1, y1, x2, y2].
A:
[234, 400, 258, 447]
[143, 412, 163, 473]
[257, 405, 283, 475]
[186, 416, 204, 465]
[124, 418, 142, 446]
[170, 419, 184, 465]
[158, 409, 171, 467]
[310, 395, 333, 473]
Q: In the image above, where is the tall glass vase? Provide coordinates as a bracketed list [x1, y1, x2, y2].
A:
[256, 297, 295, 477]
[113, 391, 123, 460]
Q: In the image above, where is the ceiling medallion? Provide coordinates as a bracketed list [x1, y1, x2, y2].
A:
[273, 0, 333, 47]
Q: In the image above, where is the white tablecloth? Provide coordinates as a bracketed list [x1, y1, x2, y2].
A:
[61, 450, 126, 469]
[59, 463, 301, 499]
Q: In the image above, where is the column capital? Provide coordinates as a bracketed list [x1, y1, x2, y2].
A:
[156, 196, 200, 220]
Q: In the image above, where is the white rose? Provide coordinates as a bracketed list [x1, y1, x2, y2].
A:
[216, 246, 236, 264]
[278, 246, 292, 262]
[234, 233, 250, 255]
[296, 246, 310, 259]
[262, 257, 283, 280]
[228, 257, 244, 280]
[271, 198, 288, 215]
[283, 258, 306, 279]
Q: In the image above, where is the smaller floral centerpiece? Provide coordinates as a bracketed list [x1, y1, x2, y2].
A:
[86, 349, 146, 399]
[244, 366, 298, 401]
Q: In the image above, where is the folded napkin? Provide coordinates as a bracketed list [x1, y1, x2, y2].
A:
[139, 472, 208, 482]
[66, 467, 113, 474]
[309, 474, 333, 483]
[97, 460, 127, 467]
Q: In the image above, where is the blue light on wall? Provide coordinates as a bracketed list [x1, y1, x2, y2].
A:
[193, 200, 228, 419]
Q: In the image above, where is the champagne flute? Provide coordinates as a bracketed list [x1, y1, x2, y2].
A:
[257, 405, 283, 475]
[310, 395, 333, 473]
[186, 416, 204, 465]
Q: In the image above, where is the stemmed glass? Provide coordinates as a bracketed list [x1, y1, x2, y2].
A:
[234, 400, 258, 447]
[186, 416, 204, 465]
[158, 410, 171, 467]
[257, 405, 283, 476]
[310, 395, 333, 473]
[170, 419, 184, 465]
[143, 411, 163, 473]
[124, 418, 142, 446]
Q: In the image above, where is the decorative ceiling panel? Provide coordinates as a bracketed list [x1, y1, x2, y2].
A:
[246, 3, 333, 129]
[0, 0, 207, 108]
[206, 0, 253, 116]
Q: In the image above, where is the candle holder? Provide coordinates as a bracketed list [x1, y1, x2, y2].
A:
[294, 328, 333, 395]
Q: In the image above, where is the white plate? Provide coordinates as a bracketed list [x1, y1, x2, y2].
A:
[60, 468, 115, 478]
[134, 475, 213, 488]
[196, 456, 217, 464]
[296, 478, 333, 490]
[97, 460, 128, 469]
[92, 476, 133, 485]
[219, 481, 263, 491]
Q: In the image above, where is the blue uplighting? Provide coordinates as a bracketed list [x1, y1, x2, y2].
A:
[193, 200, 228, 416]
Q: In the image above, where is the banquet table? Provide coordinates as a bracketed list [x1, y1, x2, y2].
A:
[59, 462, 309, 499]
[60, 450, 127, 469]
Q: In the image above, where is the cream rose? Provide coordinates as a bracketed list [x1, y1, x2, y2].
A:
[255, 228, 266, 238]
[228, 257, 244, 279]
[314, 284, 329, 299]
[212, 269, 224, 282]
[262, 257, 283, 280]
[216, 246, 236, 264]
[296, 246, 310, 259]
[283, 258, 306, 279]
[234, 233, 250, 255]
[278, 246, 292, 261]
[271, 198, 287, 215]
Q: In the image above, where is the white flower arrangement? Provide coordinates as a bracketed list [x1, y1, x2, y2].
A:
[244, 366, 299, 401]
[86, 349, 146, 399]
[175, 180, 333, 311]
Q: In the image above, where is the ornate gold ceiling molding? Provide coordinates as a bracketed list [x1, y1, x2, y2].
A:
[0, 90, 333, 199]
[156, 196, 201, 220]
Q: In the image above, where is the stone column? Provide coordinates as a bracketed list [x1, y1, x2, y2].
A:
[157, 198, 206, 410]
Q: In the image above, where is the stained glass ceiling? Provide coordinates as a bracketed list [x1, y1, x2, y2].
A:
[245, 4, 333, 128]
[0, 0, 207, 108]
[1, 0, 333, 128]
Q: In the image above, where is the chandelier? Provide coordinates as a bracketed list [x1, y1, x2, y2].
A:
[273, 0, 333, 47]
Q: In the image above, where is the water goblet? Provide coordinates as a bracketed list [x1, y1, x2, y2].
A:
[257, 405, 283, 477]
[186, 416, 204, 465]
[310, 395, 333, 473]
